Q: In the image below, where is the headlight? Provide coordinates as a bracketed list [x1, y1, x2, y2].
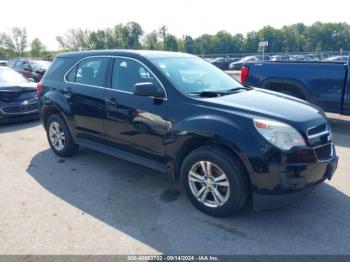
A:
[253, 119, 305, 150]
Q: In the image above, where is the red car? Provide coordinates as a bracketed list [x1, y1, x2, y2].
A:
[7, 58, 51, 82]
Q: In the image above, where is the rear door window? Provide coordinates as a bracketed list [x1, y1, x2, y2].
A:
[67, 57, 109, 87]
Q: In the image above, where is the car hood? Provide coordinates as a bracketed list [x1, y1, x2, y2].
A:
[202, 88, 325, 126]
[0, 82, 37, 92]
[0, 82, 37, 101]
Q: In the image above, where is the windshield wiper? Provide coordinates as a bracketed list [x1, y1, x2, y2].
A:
[188, 87, 250, 97]
[221, 87, 251, 93]
[187, 91, 226, 97]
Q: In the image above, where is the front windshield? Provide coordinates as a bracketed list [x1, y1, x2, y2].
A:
[152, 57, 244, 95]
[0, 68, 28, 85]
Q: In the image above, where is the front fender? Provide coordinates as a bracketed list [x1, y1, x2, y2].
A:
[167, 114, 259, 178]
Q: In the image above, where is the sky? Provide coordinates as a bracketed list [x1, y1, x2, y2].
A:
[1, 0, 350, 50]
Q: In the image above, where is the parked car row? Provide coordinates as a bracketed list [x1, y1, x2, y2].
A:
[229, 55, 271, 70]
[7, 58, 51, 82]
[208, 54, 349, 71]
[209, 57, 240, 70]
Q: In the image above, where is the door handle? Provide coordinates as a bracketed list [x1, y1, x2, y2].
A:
[60, 86, 73, 95]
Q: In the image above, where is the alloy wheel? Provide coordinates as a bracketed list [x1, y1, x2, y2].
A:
[49, 121, 66, 151]
[188, 161, 230, 208]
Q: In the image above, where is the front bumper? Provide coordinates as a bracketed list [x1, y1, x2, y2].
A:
[252, 155, 338, 210]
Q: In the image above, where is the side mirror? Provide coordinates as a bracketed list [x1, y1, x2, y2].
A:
[133, 82, 164, 98]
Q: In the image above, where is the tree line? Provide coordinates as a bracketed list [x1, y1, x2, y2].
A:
[1, 21, 350, 59]
[0, 28, 50, 59]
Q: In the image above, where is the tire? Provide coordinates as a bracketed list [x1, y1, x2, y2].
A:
[45, 114, 78, 157]
[181, 145, 249, 217]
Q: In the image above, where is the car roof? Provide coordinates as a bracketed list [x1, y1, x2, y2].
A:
[56, 49, 196, 60]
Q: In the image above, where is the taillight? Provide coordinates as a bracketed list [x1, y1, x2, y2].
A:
[37, 80, 43, 97]
[240, 66, 249, 84]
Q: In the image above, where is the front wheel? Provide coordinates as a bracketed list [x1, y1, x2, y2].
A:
[181, 145, 249, 217]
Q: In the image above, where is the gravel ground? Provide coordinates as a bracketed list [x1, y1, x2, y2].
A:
[0, 113, 349, 255]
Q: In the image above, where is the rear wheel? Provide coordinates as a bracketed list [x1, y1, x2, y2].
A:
[181, 145, 249, 217]
[46, 114, 78, 157]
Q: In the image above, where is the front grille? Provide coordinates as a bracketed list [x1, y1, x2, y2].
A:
[308, 123, 327, 137]
[314, 143, 333, 161]
[2, 101, 39, 114]
[20, 102, 39, 112]
[0, 92, 20, 100]
[2, 105, 20, 113]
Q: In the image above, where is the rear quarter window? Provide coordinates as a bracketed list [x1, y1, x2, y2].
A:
[43, 57, 77, 81]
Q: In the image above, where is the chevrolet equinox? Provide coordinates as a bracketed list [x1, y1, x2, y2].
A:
[38, 50, 338, 217]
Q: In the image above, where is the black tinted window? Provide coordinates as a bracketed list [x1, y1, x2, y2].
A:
[68, 57, 109, 87]
[45, 57, 75, 81]
[112, 58, 159, 92]
[66, 66, 77, 82]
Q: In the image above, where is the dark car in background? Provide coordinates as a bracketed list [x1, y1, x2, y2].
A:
[7, 59, 51, 82]
[0, 67, 39, 123]
[39, 50, 337, 217]
[229, 55, 270, 70]
[210, 57, 238, 70]
[0, 60, 8, 66]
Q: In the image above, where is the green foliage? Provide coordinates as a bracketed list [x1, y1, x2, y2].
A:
[183, 35, 195, 54]
[30, 38, 47, 57]
[1, 22, 350, 59]
[56, 29, 92, 50]
[0, 27, 27, 57]
[163, 34, 178, 51]
[143, 30, 160, 50]
[195, 34, 215, 54]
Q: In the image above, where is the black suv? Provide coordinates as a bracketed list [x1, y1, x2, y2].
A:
[38, 50, 338, 217]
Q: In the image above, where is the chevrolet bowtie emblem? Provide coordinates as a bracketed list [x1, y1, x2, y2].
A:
[21, 100, 29, 106]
